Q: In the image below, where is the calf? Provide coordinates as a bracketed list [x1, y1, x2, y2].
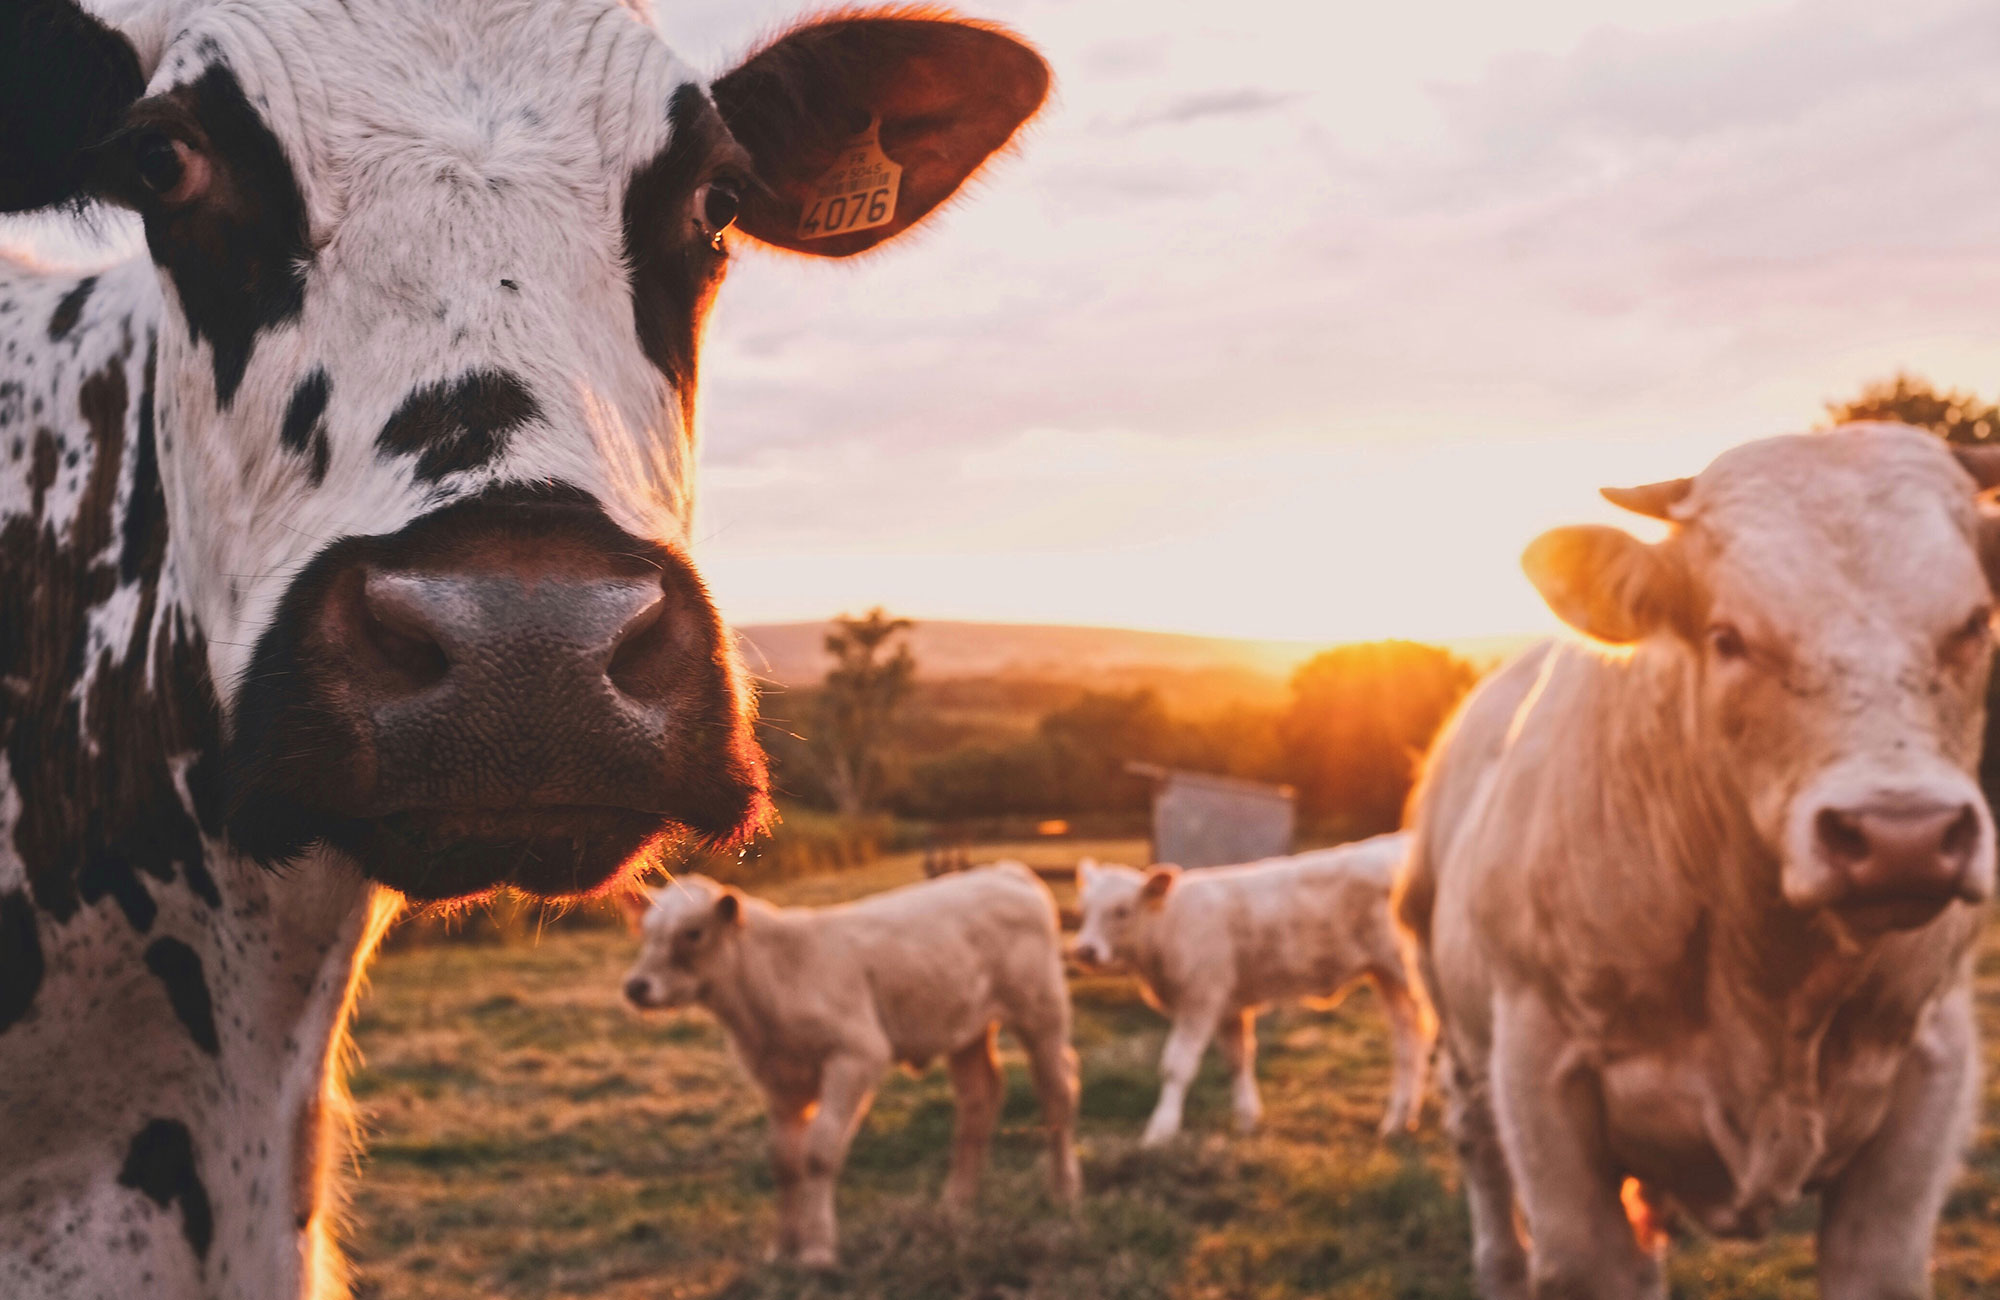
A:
[1399, 425, 2000, 1299]
[0, 2, 1045, 1295]
[623, 865, 1082, 1269]
[1071, 834, 1429, 1145]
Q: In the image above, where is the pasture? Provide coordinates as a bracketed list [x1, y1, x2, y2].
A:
[345, 844, 2000, 1300]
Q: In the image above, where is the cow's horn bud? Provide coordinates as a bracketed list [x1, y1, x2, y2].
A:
[1600, 477, 1694, 521]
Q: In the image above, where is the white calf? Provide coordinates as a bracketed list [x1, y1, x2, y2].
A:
[623, 865, 1081, 1268]
[1071, 833, 1429, 1145]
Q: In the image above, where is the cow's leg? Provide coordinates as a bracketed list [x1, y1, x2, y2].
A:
[766, 1102, 811, 1263]
[1490, 994, 1663, 1300]
[1445, 1050, 1530, 1300]
[795, 1052, 883, 1270]
[943, 1024, 1004, 1212]
[1217, 1008, 1262, 1134]
[1021, 1020, 1082, 1205]
[1374, 967, 1430, 1136]
[1817, 983, 1977, 1300]
[1143, 998, 1226, 1147]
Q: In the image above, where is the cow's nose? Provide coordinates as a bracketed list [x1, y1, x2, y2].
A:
[624, 977, 653, 1007]
[1813, 801, 1981, 906]
[312, 550, 719, 813]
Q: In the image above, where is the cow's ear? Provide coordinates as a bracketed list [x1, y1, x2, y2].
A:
[1140, 866, 1179, 909]
[713, 889, 744, 927]
[0, 0, 146, 213]
[1523, 525, 1686, 645]
[712, 12, 1048, 257]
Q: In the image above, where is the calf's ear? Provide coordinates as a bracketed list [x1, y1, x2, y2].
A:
[713, 889, 744, 927]
[713, 11, 1048, 256]
[615, 886, 655, 932]
[0, 0, 145, 212]
[1523, 525, 1685, 645]
[1140, 866, 1179, 908]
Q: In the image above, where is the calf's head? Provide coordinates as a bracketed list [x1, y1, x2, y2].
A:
[1070, 859, 1176, 966]
[621, 874, 739, 1010]
[1524, 424, 2000, 930]
[4, 0, 1046, 898]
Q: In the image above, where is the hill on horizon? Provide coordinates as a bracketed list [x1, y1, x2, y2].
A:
[736, 619, 1535, 701]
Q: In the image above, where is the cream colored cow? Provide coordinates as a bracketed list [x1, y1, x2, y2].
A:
[1071, 833, 1429, 1145]
[1399, 425, 2000, 1299]
[622, 865, 1080, 1268]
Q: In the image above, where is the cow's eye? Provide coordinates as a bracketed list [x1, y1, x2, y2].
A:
[1707, 622, 1747, 660]
[1948, 608, 1992, 656]
[697, 181, 740, 246]
[133, 132, 206, 206]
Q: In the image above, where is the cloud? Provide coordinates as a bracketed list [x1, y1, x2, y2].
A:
[1118, 88, 1301, 131]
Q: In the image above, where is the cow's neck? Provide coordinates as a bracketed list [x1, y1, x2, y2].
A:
[1, 252, 386, 1299]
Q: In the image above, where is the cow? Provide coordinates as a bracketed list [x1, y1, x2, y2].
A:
[1070, 833, 1430, 1145]
[0, 2, 1047, 1295]
[1396, 424, 2000, 1300]
[621, 865, 1082, 1269]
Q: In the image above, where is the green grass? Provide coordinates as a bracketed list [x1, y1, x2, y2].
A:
[344, 851, 2000, 1299]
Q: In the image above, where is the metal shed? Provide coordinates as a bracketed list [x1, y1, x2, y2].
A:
[1126, 763, 1296, 869]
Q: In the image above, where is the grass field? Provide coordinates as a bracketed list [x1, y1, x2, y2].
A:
[345, 844, 2000, 1299]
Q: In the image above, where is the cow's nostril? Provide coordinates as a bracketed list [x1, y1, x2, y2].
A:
[1942, 805, 1980, 868]
[355, 571, 449, 689]
[1815, 808, 1871, 868]
[624, 977, 651, 1005]
[605, 590, 669, 697]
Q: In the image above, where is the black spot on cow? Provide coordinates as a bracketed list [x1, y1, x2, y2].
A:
[47, 276, 95, 341]
[121, 340, 164, 584]
[138, 64, 310, 408]
[0, 890, 45, 1034]
[143, 937, 219, 1056]
[622, 84, 734, 429]
[375, 370, 541, 481]
[117, 1119, 213, 1261]
[1, 348, 224, 929]
[280, 368, 331, 486]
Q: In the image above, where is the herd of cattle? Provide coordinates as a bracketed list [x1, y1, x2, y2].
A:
[0, 0, 1996, 1297]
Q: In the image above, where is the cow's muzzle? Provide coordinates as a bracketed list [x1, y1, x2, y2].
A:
[225, 486, 770, 900]
[1787, 781, 1994, 930]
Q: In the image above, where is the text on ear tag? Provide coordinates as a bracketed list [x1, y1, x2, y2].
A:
[797, 119, 902, 241]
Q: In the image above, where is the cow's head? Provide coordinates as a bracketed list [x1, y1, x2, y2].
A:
[3, 0, 1046, 899]
[1069, 858, 1174, 966]
[1524, 424, 2000, 932]
[621, 874, 740, 1011]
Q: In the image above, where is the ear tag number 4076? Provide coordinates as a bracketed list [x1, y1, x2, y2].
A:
[797, 119, 902, 241]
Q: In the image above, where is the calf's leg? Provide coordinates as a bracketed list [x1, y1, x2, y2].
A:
[1217, 1008, 1262, 1133]
[1817, 983, 1977, 1300]
[1143, 999, 1225, 1147]
[795, 1052, 883, 1269]
[1021, 1020, 1082, 1204]
[944, 1024, 1004, 1211]
[1490, 993, 1663, 1300]
[1374, 968, 1430, 1136]
[766, 1106, 810, 1263]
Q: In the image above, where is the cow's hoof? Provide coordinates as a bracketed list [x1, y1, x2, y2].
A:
[1139, 1126, 1177, 1149]
[796, 1247, 839, 1271]
[1232, 1110, 1261, 1135]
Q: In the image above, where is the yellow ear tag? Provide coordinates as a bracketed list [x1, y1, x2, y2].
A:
[797, 118, 902, 241]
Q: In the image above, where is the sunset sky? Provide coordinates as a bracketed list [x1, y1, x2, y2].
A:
[674, 0, 2000, 643]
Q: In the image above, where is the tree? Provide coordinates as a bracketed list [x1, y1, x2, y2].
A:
[1827, 372, 1999, 445]
[811, 609, 916, 816]
[1279, 640, 1479, 836]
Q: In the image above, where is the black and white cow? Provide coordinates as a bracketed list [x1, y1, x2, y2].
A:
[0, 1, 1046, 1294]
